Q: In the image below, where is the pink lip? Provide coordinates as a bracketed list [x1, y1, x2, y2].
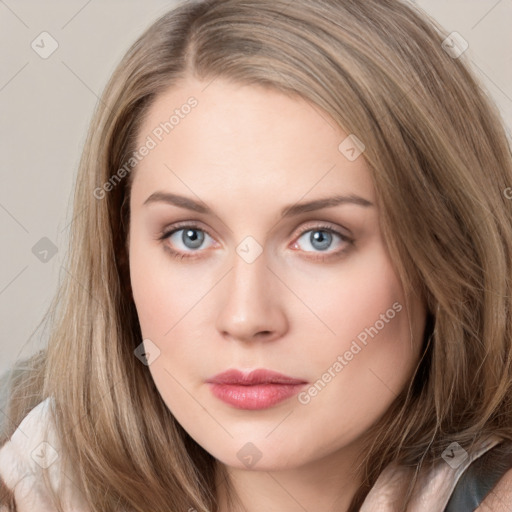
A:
[206, 369, 308, 410]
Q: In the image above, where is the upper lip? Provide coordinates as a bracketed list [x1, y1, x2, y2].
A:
[206, 368, 308, 385]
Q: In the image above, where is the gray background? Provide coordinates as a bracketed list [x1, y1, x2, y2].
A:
[1, 0, 511, 376]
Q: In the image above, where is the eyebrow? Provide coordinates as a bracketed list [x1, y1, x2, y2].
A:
[143, 191, 374, 218]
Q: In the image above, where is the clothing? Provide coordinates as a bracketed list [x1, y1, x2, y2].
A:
[0, 398, 510, 511]
[0, 398, 89, 512]
[360, 433, 508, 511]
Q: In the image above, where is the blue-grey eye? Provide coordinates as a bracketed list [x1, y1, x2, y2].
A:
[309, 230, 332, 251]
[180, 228, 205, 249]
[297, 229, 339, 252]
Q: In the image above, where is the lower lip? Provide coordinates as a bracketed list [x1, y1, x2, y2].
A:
[208, 383, 306, 410]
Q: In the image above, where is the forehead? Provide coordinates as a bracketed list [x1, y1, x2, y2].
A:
[131, 76, 375, 209]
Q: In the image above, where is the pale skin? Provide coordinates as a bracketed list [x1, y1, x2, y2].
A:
[128, 76, 427, 511]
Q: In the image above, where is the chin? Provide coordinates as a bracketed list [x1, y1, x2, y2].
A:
[205, 438, 311, 472]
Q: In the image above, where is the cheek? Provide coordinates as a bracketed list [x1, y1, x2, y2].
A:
[128, 226, 193, 338]
[129, 236, 207, 420]
[297, 243, 408, 362]
[128, 228, 213, 379]
[293, 243, 422, 419]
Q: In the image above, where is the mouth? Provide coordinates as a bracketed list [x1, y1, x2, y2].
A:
[206, 368, 308, 410]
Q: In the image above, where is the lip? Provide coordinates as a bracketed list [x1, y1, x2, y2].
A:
[206, 369, 308, 410]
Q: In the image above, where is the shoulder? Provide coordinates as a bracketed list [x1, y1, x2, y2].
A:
[361, 434, 512, 511]
[0, 398, 57, 505]
[0, 397, 89, 511]
[443, 435, 512, 512]
[0, 397, 56, 481]
[475, 467, 512, 511]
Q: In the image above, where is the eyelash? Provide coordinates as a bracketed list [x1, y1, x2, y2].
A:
[157, 222, 354, 262]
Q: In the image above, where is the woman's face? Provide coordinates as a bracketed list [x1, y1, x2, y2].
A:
[128, 76, 427, 471]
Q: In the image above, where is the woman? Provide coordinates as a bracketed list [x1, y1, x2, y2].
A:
[1, 0, 512, 510]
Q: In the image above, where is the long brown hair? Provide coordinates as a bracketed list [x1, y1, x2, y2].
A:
[2, 0, 512, 510]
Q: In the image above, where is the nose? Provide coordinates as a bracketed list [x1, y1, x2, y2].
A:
[215, 248, 288, 344]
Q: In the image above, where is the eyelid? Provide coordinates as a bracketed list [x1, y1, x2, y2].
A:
[293, 220, 353, 240]
[290, 222, 354, 260]
[158, 220, 214, 240]
[159, 220, 351, 243]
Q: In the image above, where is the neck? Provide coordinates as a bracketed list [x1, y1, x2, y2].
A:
[215, 441, 366, 512]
